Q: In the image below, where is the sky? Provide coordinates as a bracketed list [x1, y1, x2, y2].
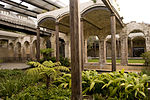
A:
[61, 0, 150, 24]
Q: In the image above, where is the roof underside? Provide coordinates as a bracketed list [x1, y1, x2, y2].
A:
[0, 0, 65, 18]
[37, 1, 123, 38]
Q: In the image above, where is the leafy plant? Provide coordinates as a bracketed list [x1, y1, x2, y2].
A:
[40, 48, 54, 60]
[91, 0, 97, 3]
[54, 73, 71, 89]
[141, 51, 150, 66]
[54, 69, 150, 99]
[8, 84, 71, 100]
[27, 60, 70, 89]
[0, 70, 39, 99]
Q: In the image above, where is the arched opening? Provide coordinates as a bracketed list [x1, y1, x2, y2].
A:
[16, 42, 21, 61]
[128, 31, 145, 58]
[32, 40, 37, 59]
[59, 38, 65, 57]
[106, 35, 120, 62]
[8, 43, 14, 58]
[46, 39, 51, 48]
[87, 36, 99, 61]
[24, 41, 30, 59]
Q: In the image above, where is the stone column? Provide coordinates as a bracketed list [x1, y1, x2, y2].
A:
[36, 26, 40, 62]
[145, 36, 150, 51]
[117, 39, 120, 58]
[55, 22, 59, 61]
[21, 46, 25, 60]
[121, 36, 128, 65]
[65, 36, 71, 59]
[30, 43, 33, 60]
[131, 38, 133, 57]
[84, 38, 88, 63]
[111, 14, 116, 71]
[99, 39, 106, 66]
[51, 32, 56, 57]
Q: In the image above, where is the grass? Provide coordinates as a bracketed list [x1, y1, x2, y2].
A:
[88, 59, 145, 64]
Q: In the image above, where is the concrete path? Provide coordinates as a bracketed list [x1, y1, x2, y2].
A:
[84, 62, 150, 73]
[0, 63, 30, 70]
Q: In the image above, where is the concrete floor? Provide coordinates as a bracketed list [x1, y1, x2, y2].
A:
[84, 62, 150, 73]
[0, 63, 30, 70]
[0, 62, 149, 73]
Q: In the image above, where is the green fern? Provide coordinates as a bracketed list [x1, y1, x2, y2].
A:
[27, 60, 70, 89]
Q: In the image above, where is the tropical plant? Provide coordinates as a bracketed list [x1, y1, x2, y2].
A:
[60, 56, 70, 67]
[54, 69, 150, 99]
[27, 60, 70, 89]
[0, 70, 39, 99]
[54, 73, 71, 89]
[40, 48, 54, 60]
[141, 51, 150, 66]
[82, 69, 150, 99]
[8, 84, 71, 100]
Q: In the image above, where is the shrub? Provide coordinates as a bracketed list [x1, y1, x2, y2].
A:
[40, 48, 54, 61]
[141, 51, 150, 66]
[8, 84, 71, 100]
[0, 70, 39, 99]
[60, 56, 70, 67]
[55, 70, 150, 99]
[40, 56, 70, 67]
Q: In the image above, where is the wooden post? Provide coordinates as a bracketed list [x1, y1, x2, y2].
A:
[55, 22, 59, 61]
[81, 20, 84, 71]
[70, 0, 82, 99]
[36, 26, 40, 62]
[111, 14, 116, 72]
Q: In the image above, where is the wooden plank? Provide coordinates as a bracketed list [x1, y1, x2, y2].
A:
[36, 26, 40, 62]
[21, 0, 50, 11]
[55, 22, 59, 61]
[111, 14, 116, 72]
[42, 0, 61, 8]
[70, 0, 82, 99]
[81, 20, 84, 71]
[1, 0, 28, 9]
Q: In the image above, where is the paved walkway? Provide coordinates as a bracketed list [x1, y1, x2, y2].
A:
[84, 62, 150, 73]
[0, 63, 30, 70]
[0, 62, 149, 73]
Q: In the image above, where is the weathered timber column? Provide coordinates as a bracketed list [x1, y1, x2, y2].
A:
[131, 38, 133, 57]
[84, 38, 88, 63]
[55, 22, 59, 61]
[99, 39, 106, 65]
[36, 26, 40, 62]
[121, 36, 128, 65]
[81, 19, 84, 70]
[111, 14, 116, 72]
[70, 0, 82, 99]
